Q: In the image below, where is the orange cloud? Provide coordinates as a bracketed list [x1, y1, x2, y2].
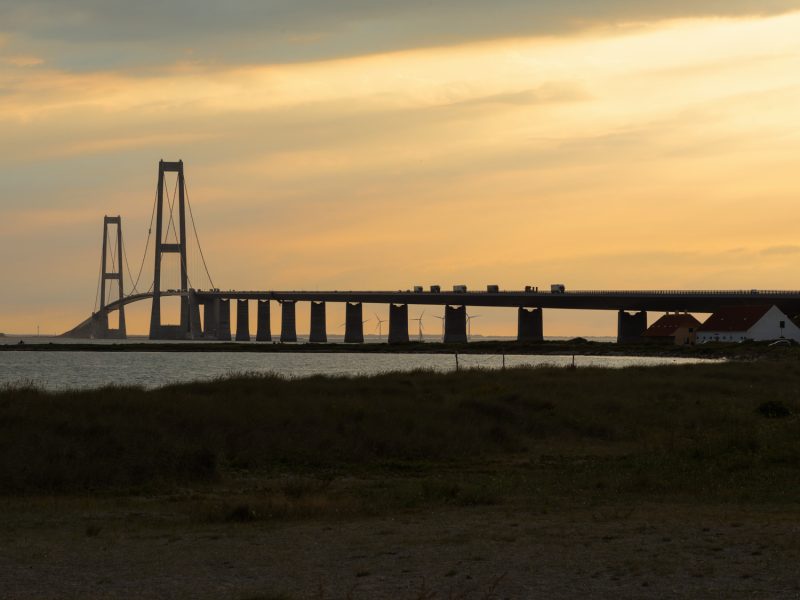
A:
[2, 12, 800, 336]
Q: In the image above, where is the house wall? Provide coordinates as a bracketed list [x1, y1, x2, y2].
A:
[697, 306, 800, 343]
[747, 306, 800, 341]
[672, 325, 697, 345]
[697, 331, 746, 343]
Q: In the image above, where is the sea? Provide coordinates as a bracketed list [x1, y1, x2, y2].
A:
[0, 334, 721, 391]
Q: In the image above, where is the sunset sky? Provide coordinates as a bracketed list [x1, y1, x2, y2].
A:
[2, 1, 800, 337]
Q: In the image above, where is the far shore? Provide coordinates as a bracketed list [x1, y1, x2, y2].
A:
[0, 337, 794, 360]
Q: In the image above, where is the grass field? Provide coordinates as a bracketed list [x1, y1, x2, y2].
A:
[2, 360, 799, 508]
[3, 360, 800, 598]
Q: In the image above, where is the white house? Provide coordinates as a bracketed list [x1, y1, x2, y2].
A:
[697, 305, 800, 343]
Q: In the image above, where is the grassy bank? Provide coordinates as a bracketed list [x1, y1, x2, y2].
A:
[2, 361, 800, 517]
[4, 338, 799, 360]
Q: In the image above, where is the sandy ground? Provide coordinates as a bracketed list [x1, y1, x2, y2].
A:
[2, 502, 800, 599]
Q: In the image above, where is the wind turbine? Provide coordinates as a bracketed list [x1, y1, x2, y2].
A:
[466, 312, 481, 340]
[433, 313, 445, 342]
[412, 310, 426, 342]
[338, 317, 370, 332]
[374, 313, 387, 341]
[339, 318, 370, 328]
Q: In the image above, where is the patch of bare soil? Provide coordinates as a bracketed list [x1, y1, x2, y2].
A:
[2, 503, 799, 599]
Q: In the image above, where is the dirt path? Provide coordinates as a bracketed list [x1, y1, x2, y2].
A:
[2, 503, 800, 599]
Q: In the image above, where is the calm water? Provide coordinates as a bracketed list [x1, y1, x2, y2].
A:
[0, 337, 718, 390]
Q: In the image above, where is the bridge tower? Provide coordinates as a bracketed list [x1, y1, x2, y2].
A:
[94, 216, 127, 339]
[149, 160, 191, 340]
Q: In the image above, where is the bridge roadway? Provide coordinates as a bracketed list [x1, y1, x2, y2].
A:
[194, 289, 800, 314]
[65, 288, 800, 342]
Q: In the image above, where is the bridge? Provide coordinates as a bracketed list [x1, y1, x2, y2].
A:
[63, 160, 800, 343]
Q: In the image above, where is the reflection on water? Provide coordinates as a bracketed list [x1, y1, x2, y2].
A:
[0, 342, 720, 391]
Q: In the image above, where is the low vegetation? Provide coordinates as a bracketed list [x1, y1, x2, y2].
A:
[6, 338, 799, 360]
[2, 361, 800, 516]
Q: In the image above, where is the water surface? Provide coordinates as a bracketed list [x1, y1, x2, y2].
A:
[0, 345, 719, 390]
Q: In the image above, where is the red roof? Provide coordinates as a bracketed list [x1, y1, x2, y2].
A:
[697, 305, 773, 332]
[643, 313, 702, 338]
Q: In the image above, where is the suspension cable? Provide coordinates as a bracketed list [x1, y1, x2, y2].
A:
[109, 226, 118, 274]
[125, 180, 159, 295]
[121, 238, 138, 295]
[92, 235, 104, 313]
[159, 171, 198, 290]
[164, 173, 180, 245]
[184, 178, 216, 289]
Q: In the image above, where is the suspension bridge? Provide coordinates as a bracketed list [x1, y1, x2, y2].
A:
[62, 160, 800, 343]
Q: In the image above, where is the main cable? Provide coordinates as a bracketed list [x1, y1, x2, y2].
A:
[184, 178, 216, 290]
[126, 179, 159, 295]
[93, 235, 104, 313]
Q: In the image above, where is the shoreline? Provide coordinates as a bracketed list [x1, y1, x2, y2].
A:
[0, 338, 790, 359]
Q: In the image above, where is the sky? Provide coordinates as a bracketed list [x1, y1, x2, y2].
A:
[2, 0, 800, 337]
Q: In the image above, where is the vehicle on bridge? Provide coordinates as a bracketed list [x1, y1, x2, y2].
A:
[551, 284, 566, 294]
[453, 285, 467, 293]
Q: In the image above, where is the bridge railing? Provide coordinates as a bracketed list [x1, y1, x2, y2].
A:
[180, 289, 800, 297]
[558, 290, 800, 296]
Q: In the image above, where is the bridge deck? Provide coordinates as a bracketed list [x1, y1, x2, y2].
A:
[66, 289, 800, 338]
[191, 290, 800, 314]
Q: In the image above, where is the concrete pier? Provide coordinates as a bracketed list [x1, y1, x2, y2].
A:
[309, 301, 327, 343]
[92, 311, 109, 339]
[188, 292, 203, 339]
[344, 302, 364, 343]
[517, 307, 543, 342]
[117, 308, 127, 340]
[617, 310, 647, 343]
[256, 300, 271, 342]
[203, 299, 218, 339]
[444, 305, 468, 343]
[281, 300, 297, 342]
[218, 299, 232, 341]
[236, 299, 250, 341]
[388, 304, 409, 344]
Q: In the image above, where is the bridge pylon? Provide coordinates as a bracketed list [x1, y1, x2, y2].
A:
[149, 160, 192, 340]
[65, 216, 128, 339]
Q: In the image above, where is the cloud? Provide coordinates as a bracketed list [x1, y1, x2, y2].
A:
[0, 0, 798, 70]
[444, 85, 591, 109]
[761, 245, 800, 256]
[1, 9, 800, 335]
[1, 54, 43, 66]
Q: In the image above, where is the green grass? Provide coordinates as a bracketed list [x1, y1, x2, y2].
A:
[2, 361, 800, 513]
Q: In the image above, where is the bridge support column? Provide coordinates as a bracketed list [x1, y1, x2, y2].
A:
[256, 300, 271, 342]
[236, 300, 250, 341]
[444, 306, 468, 343]
[517, 308, 543, 342]
[309, 301, 327, 343]
[617, 310, 647, 344]
[281, 301, 297, 342]
[188, 291, 203, 339]
[344, 303, 364, 343]
[388, 304, 409, 344]
[91, 312, 109, 339]
[217, 299, 232, 341]
[116, 308, 127, 340]
[203, 300, 218, 339]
